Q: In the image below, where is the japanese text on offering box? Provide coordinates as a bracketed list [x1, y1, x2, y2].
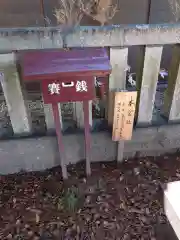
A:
[42, 77, 95, 104]
[112, 91, 137, 141]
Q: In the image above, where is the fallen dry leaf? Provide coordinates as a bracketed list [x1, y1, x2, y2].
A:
[0, 154, 179, 239]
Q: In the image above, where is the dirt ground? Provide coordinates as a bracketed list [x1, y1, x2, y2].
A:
[0, 153, 180, 240]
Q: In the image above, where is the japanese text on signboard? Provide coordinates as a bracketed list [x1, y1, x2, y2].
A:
[112, 91, 137, 141]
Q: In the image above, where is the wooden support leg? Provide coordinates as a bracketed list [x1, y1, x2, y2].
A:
[83, 100, 91, 176]
[52, 103, 67, 179]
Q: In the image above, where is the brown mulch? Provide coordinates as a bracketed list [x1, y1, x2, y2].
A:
[0, 154, 180, 240]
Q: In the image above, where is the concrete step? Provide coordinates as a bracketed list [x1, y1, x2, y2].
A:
[164, 181, 180, 240]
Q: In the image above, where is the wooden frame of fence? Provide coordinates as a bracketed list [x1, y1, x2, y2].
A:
[0, 23, 180, 168]
[0, 23, 180, 50]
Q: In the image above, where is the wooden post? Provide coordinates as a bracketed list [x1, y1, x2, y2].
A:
[43, 103, 55, 132]
[134, 46, 145, 118]
[163, 45, 180, 122]
[43, 100, 63, 133]
[52, 103, 67, 179]
[137, 46, 163, 125]
[83, 100, 91, 175]
[109, 47, 128, 162]
[0, 53, 32, 135]
[108, 47, 128, 124]
[74, 101, 92, 129]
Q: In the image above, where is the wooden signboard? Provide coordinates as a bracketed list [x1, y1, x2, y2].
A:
[112, 91, 137, 141]
[22, 48, 111, 179]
